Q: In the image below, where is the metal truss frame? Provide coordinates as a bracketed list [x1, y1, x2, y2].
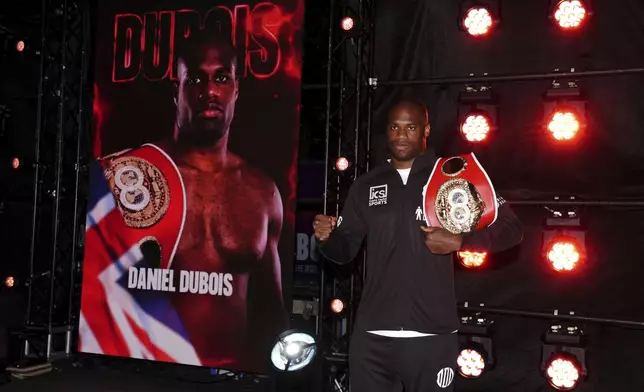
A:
[23, 0, 90, 363]
[319, 0, 376, 390]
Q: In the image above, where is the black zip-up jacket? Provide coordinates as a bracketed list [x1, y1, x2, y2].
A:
[319, 151, 523, 334]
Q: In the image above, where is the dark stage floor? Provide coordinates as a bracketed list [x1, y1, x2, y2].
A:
[2, 359, 277, 392]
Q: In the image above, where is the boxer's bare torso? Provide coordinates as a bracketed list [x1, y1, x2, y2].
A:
[169, 148, 285, 369]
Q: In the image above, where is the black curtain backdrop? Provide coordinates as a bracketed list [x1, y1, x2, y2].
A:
[365, 1, 644, 390]
[370, 0, 644, 199]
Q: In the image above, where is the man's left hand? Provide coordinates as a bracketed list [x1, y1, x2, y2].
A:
[420, 226, 463, 255]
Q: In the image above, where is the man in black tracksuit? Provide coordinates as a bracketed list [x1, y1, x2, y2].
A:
[313, 99, 523, 392]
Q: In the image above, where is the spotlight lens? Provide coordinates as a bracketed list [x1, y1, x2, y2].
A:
[335, 157, 349, 171]
[554, 0, 587, 30]
[12, 157, 20, 169]
[341, 17, 354, 31]
[457, 348, 486, 378]
[463, 7, 494, 37]
[546, 357, 580, 390]
[331, 298, 344, 313]
[16, 41, 25, 52]
[4, 276, 15, 288]
[457, 251, 487, 268]
[460, 114, 491, 142]
[270, 331, 317, 372]
[547, 240, 581, 272]
[548, 111, 580, 141]
[285, 342, 301, 358]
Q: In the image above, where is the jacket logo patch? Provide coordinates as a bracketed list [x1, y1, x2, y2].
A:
[369, 185, 388, 207]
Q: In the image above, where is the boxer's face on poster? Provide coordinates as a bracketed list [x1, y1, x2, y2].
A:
[387, 103, 429, 162]
[176, 43, 239, 144]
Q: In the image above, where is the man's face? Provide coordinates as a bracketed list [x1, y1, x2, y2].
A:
[175, 43, 238, 144]
[386, 103, 430, 162]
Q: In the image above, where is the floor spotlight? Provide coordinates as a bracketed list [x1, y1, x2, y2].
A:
[456, 251, 487, 268]
[541, 323, 587, 390]
[458, 86, 497, 144]
[542, 206, 586, 273]
[551, 0, 589, 31]
[459, 1, 500, 38]
[270, 330, 317, 372]
[543, 80, 587, 143]
[458, 313, 494, 379]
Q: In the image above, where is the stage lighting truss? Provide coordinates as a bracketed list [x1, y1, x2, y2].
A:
[323, 0, 375, 390]
[457, 312, 495, 379]
[458, 85, 498, 144]
[270, 330, 318, 372]
[0, 104, 11, 138]
[543, 80, 587, 142]
[542, 205, 587, 273]
[550, 0, 592, 31]
[459, 1, 500, 37]
[540, 323, 587, 391]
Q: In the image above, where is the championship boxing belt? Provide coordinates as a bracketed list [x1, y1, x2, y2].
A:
[422, 153, 498, 235]
[99, 143, 186, 269]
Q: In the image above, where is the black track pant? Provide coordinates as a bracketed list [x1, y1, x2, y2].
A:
[349, 331, 458, 392]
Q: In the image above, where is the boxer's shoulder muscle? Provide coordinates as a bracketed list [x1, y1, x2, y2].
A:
[232, 155, 282, 218]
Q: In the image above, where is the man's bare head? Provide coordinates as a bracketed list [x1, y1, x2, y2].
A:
[174, 30, 239, 146]
[386, 98, 430, 168]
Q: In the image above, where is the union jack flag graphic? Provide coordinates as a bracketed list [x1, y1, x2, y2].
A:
[78, 159, 200, 365]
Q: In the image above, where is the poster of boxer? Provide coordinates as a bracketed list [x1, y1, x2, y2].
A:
[79, 0, 303, 374]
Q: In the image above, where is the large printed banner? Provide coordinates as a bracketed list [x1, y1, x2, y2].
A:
[79, 0, 303, 374]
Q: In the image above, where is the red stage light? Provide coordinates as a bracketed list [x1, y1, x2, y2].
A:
[341, 17, 355, 31]
[547, 110, 580, 141]
[546, 356, 581, 390]
[460, 113, 491, 142]
[457, 348, 486, 378]
[335, 157, 349, 171]
[12, 157, 20, 169]
[463, 7, 494, 37]
[4, 276, 15, 288]
[16, 40, 25, 52]
[554, 0, 587, 30]
[546, 239, 581, 272]
[457, 251, 487, 268]
[330, 298, 344, 314]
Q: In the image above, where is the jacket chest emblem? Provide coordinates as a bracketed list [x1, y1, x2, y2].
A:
[368, 185, 388, 207]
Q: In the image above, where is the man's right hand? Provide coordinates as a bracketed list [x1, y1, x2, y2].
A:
[313, 215, 337, 242]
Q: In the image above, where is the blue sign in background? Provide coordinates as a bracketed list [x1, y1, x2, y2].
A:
[293, 210, 320, 290]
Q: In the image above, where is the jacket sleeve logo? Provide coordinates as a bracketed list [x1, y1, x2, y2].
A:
[369, 185, 388, 206]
